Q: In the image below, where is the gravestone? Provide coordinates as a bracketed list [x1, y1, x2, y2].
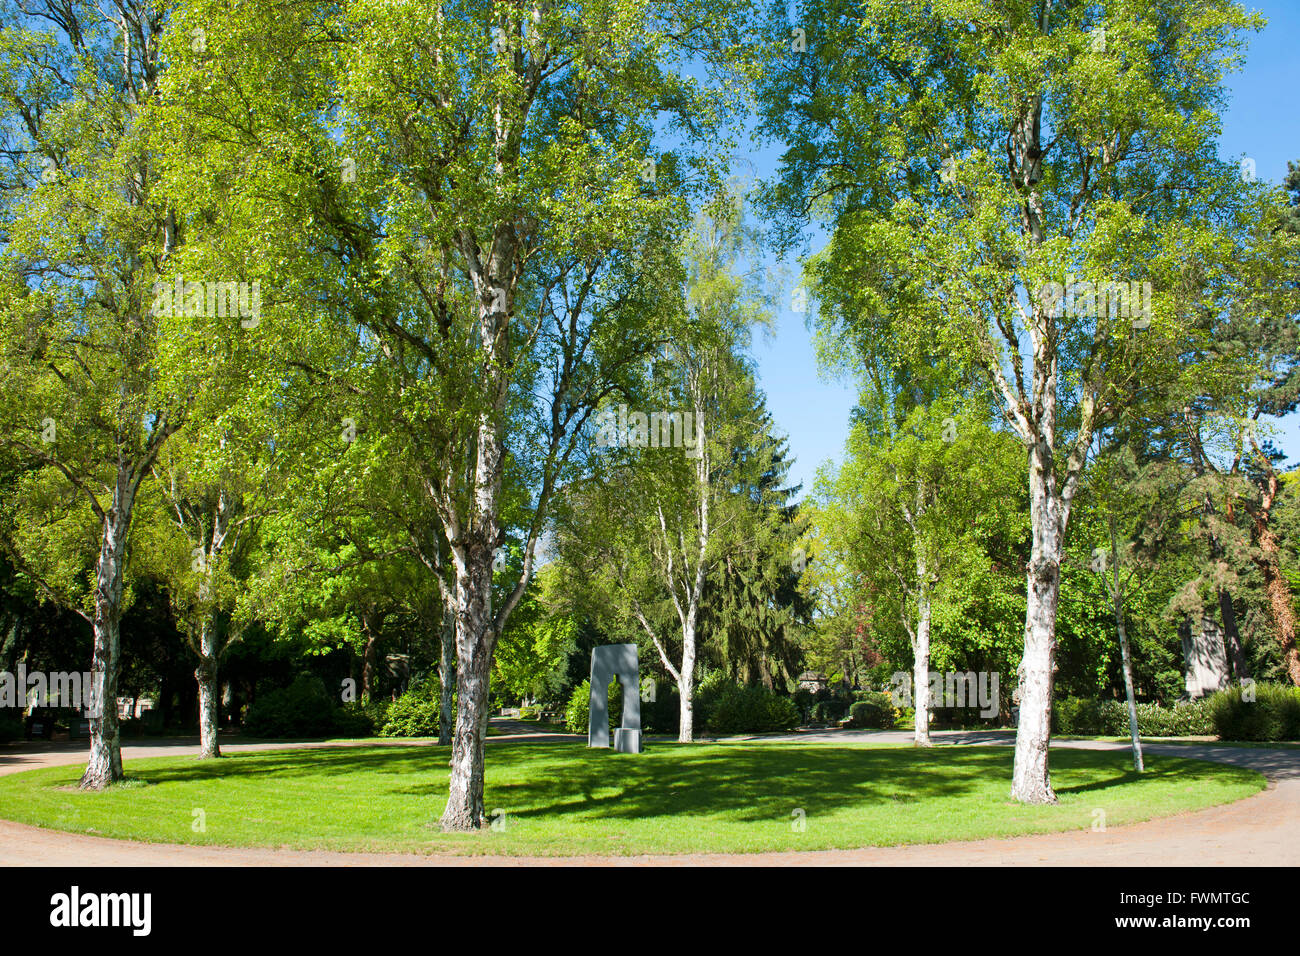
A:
[589, 644, 641, 754]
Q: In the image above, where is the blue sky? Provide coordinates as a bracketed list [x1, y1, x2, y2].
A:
[749, 2, 1300, 501]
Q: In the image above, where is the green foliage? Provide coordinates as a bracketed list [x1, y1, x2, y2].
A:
[377, 685, 440, 738]
[564, 679, 624, 735]
[1052, 697, 1215, 737]
[702, 681, 799, 735]
[243, 673, 340, 738]
[847, 692, 896, 729]
[1209, 684, 1300, 741]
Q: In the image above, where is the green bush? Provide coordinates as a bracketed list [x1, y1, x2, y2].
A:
[705, 682, 799, 736]
[640, 682, 680, 735]
[334, 699, 387, 737]
[847, 692, 895, 729]
[811, 699, 849, 724]
[564, 679, 623, 735]
[244, 673, 339, 738]
[1209, 683, 1300, 741]
[1052, 696, 1215, 737]
[378, 689, 439, 738]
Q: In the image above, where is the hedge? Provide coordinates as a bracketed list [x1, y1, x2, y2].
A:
[1052, 696, 1215, 737]
[1208, 683, 1300, 741]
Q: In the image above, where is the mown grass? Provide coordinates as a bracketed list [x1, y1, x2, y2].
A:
[0, 740, 1265, 856]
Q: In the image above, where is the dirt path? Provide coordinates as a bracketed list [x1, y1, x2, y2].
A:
[1, 729, 1295, 867]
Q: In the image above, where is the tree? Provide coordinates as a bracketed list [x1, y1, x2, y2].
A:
[759, 0, 1267, 802]
[159, 0, 748, 826]
[0, 0, 185, 787]
[816, 394, 1024, 744]
[557, 202, 778, 740]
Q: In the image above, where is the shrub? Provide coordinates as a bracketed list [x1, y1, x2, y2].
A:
[564, 679, 624, 735]
[378, 688, 439, 738]
[1052, 696, 1215, 737]
[640, 682, 680, 736]
[1209, 683, 1300, 741]
[243, 673, 338, 738]
[847, 692, 895, 729]
[334, 699, 387, 737]
[705, 682, 799, 736]
[811, 699, 849, 724]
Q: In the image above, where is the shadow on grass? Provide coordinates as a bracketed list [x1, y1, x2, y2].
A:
[111, 740, 1229, 824]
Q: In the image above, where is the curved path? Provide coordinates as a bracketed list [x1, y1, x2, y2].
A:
[0, 727, 1295, 866]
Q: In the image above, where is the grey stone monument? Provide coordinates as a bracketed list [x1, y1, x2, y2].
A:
[589, 643, 642, 754]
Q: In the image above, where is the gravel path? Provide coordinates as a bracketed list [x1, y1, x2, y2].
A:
[1, 727, 1294, 867]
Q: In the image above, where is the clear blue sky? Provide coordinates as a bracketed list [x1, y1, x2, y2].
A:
[749, 2, 1300, 500]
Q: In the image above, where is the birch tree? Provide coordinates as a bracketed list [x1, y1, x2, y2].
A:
[159, 0, 745, 827]
[0, 0, 185, 787]
[759, 0, 1266, 802]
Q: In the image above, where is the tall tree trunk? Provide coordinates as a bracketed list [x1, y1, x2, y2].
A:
[1218, 589, 1249, 681]
[439, 604, 455, 746]
[1253, 522, 1300, 686]
[438, 229, 514, 831]
[677, 622, 696, 743]
[441, 553, 494, 830]
[1011, 445, 1062, 805]
[80, 472, 134, 790]
[912, 556, 932, 747]
[360, 607, 379, 703]
[1110, 516, 1143, 772]
[195, 612, 221, 759]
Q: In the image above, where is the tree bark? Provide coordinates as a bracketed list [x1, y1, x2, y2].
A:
[912, 555, 932, 747]
[1111, 516, 1142, 772]
[678, 622, 696, 743]
[1218, 589, 1249, 681]
[439, 604, 455, 746]
[1011, 445, 1062, 805]
[195, 612, 221, 759]
[360, 607, 379, 703]
[80, 471, 133, 790]
[1253, 522, 1300, 686]
[440, 553, 494, 830]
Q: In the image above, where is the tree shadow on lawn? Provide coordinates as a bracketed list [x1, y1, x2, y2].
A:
[119, 741, 1223, 824]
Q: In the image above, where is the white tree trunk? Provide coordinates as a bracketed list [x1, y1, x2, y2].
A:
[1011, 446, 1062, 805]
[912, 568, 932, 747]
[80, 472, 133, 790]
[441, 564, 494, 830]
[1111, 516, 1143, 772]
[195, 612, 221, 759]
[678, 622, 696, 743]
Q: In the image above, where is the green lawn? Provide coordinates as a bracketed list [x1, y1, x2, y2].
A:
[0, 740, 1265, 856]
